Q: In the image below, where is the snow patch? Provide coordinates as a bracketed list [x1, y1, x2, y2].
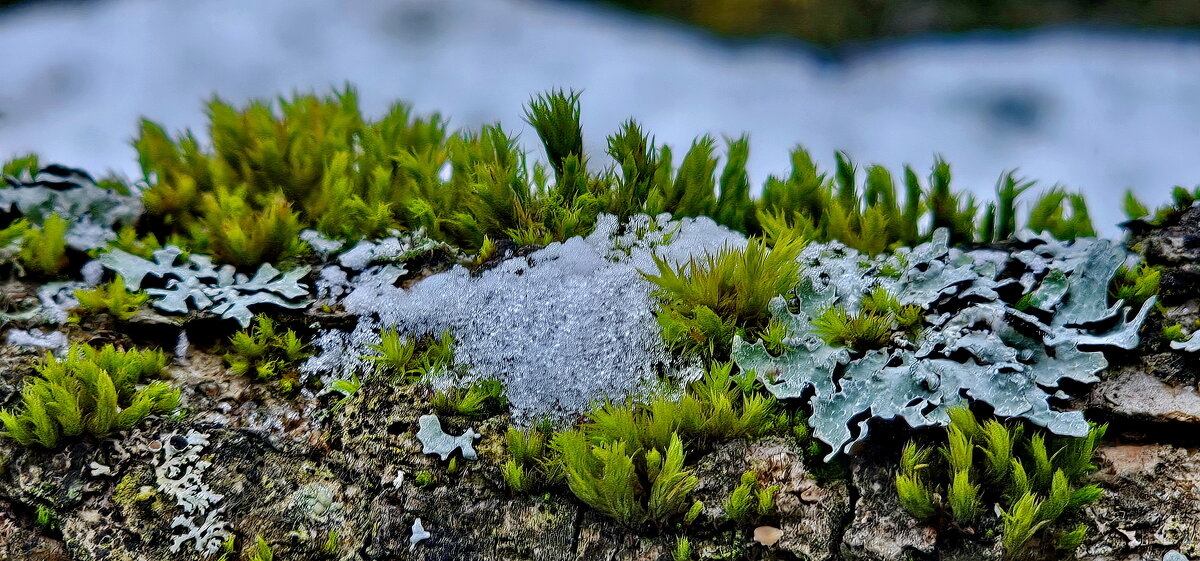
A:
[305, 213, 744, 422]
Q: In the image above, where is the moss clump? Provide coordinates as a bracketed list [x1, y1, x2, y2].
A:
[723, 470, 778, 523]
[16, 213, 70, 279]
[130, 87, 1096, 271]
[644, 236, 804, 360]
[225, 314, 310, 392]
[74, 277, 149, 320]
[1124, 185, 1200, 226]
[363, 327, 455, 382]
[0, 344, 176, 448]
[503, 363, 787, 529]
[1109, 263, 1161, 309]
[431, 379, 508, 418]
[895, 407, 1105, 559]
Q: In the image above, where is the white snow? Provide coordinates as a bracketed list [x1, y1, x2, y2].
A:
[305, 214, 744, 422]
[1, 0, 1198, 235]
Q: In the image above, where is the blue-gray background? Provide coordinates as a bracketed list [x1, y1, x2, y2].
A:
[1, 0, 1197, 235]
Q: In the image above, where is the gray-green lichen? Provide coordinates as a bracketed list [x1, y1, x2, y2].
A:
[1171, 330, 1200, 352]
[2, 165, 142, 250]
[416, 415, 481, 461]
[98, 247, 310, 327]
[734, 229, 1154, 459]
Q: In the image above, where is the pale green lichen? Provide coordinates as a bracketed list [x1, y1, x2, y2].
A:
[97, 247, 310, 327]
[734, 229, 1153, 459]
[416, 415, 481, 461]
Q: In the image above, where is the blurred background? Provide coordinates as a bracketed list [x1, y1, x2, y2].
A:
[1, 0, 1198, 234]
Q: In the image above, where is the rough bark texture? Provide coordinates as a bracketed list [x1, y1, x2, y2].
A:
[2, 207, 1199, 561]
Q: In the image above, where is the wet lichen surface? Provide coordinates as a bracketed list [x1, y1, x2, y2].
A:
[1, 90, 1200, 561]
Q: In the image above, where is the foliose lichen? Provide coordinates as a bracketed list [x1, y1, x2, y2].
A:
[154, 430, 230, 554]
[2, 164, 142, 250]
[98, 246, 310, 327]
[733, 229, 1154, 459]
[416, 415, 481, 461]
[1170, 330, 1200, 353]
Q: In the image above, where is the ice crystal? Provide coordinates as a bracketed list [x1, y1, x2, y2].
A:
[2, 164, 141, 250]
[734, 229, 1153, 460]
[305, 214, 744, 422]
[416, 415, 481, 461]
[97, 247, 310, 327]
[155, 430, 229, 554]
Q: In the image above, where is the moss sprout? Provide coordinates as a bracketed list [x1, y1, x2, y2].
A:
[74, 277, 149, 320]
[225, 314, 310, 391]
[1110, 263, 1160, 308]
[363, 327, 454, 382]
[431, 379, 507, 418]
[414, 470, 436, 489]
[0, 344, 176, 448]
[724, 470, 779, 523]
[894, 407, 1106, 557]
[18, 213, 70, 279]
[249, 537, 274, 561]
[672, 537, 693, 561]
[644, 236, 804, 359]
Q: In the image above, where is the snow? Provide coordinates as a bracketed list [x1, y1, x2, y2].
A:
[1, 0, 1199, 235]
[305, 214, 744, 422]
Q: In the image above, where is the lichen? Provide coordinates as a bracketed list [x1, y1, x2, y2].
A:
[1170, 330, 1200, 353]
[416, 415, 481, 461]
[733, 229, 1154, 459]
[98, 247, 310, 327]
[153, 430, 230, 554]
[1, 164, 142, 250]
[305, 213, 744, 422]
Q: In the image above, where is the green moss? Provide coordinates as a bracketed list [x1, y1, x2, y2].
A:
[129, 87, 1099, 271]
[2, 153, 40, 177]
[364, 327, 455, 382]
[895, 406, 1105, 557]
[414, 470, 436, 489]
[112, 472, 156, 509]
[431, 378, 507, 418]
[1162, 323, 1188, 343]
[225, 314, 310, 392]
[74, 277, 149, 320]
[35, 504, 55, 531]
[17, 213, 70, 279]
[0, 344, 176, 448]
[1124, 185, 1200, 225]
[644, 236, 804, 360]
[249, 537, 274, 561]
[503, 363, 783, 528]
[723, 470, 778, 523]
[1110, 263, 1161, 309]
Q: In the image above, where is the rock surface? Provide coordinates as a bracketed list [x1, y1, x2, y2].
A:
[2, 211, 1200, 561]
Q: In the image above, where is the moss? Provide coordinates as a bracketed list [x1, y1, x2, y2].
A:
[644, 236, 805, 360]
[895, 406, 1106, 557]
[0, 344, 177, 449]
[17, 214, 70, 279]
[112, 472, 157, 509]
[74, 277, 149, 320]
[128, 87, 1098, 271]
[225, 314, 310, 392]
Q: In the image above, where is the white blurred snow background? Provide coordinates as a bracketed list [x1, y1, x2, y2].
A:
[1, 0, 1199, 234]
